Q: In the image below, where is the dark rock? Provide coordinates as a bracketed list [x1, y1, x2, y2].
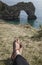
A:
[28, 15, 37, 20]
[0, 1, 37, 20]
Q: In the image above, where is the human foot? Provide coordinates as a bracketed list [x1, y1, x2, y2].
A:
[11, 39, 23, 60]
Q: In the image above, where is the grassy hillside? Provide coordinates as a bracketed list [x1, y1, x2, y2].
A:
[0, 20, 42, 65]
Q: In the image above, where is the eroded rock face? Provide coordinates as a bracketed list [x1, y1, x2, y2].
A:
[0, 1, 37, 20]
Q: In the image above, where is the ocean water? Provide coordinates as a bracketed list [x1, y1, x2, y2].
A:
[5, 17, 42, 29]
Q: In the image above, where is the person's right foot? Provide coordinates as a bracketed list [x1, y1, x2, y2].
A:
[11, 39, 23, 60]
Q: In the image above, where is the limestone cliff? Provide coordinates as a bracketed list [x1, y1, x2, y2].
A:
[0, 1, 37, 20]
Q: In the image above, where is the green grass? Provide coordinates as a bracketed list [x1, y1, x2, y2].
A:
[0, 20, 42, 65]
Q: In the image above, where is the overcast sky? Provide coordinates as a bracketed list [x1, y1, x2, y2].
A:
[0, 0, 42, 17]
[0, 0, 42, 6]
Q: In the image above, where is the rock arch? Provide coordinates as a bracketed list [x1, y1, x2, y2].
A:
[0, 1, 37, 20]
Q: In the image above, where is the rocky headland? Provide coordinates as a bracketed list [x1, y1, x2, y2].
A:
[0, 1, 36, 20]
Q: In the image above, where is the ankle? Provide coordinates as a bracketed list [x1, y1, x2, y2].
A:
[16, 50, 21, 56]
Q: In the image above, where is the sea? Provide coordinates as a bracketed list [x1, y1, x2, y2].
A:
[4, 12, 42, 29]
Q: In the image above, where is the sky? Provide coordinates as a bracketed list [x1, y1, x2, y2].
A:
[0, 0, 42, 17]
